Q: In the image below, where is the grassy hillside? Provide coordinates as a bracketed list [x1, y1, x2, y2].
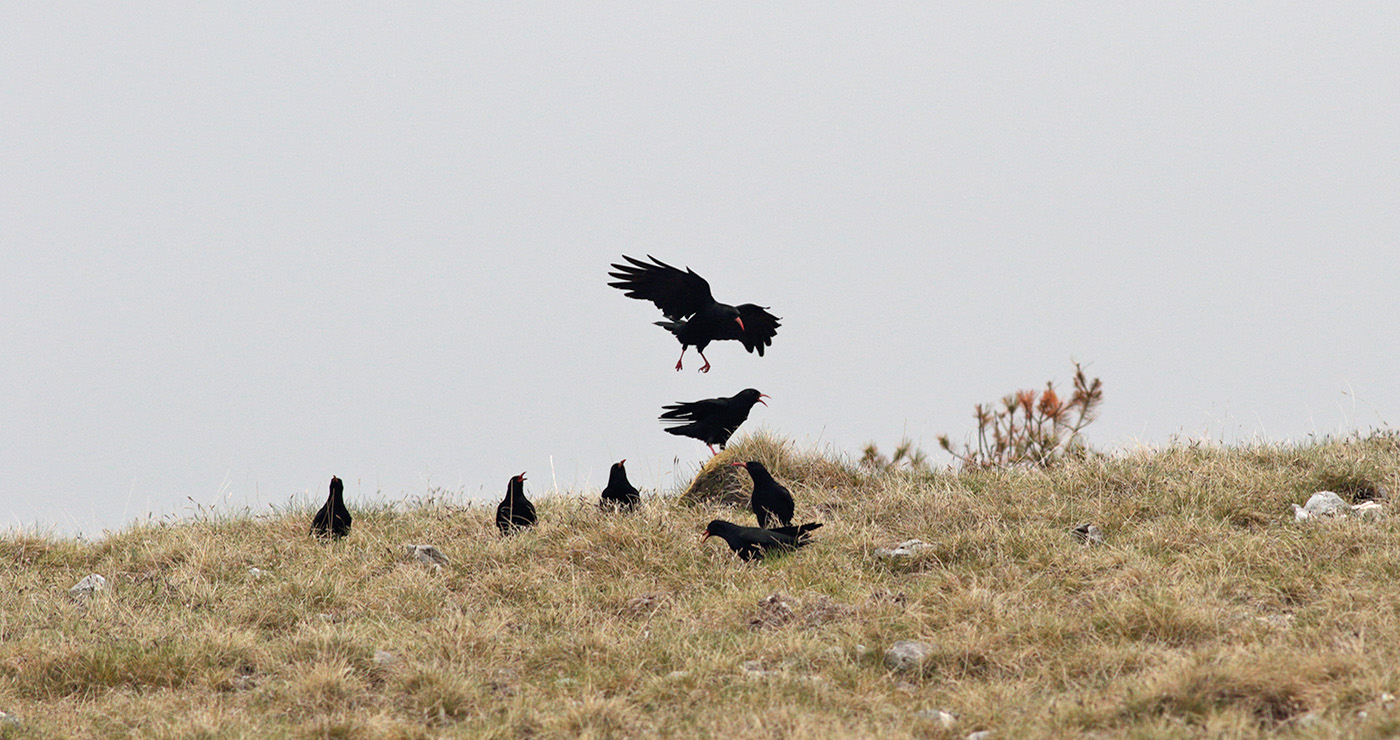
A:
[3, 433, 1400, 739]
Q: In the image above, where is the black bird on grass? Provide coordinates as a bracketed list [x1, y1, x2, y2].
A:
[496, 472, 536, 534]
[732, 460, 794, 528]
[660, 388, 768, 455]
[600, 459, 641, 511]
[310, 476, 351, 539]
[702, 519, 821, 561]
[608, 255, 781, 373]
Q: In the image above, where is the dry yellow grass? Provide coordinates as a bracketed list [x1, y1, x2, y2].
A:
[3, 432, 1400, 739]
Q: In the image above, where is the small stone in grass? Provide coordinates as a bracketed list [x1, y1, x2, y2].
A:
[405, 544, 450, 569]
[875, 540, 934, 560]
[68, 574, 107, 600]
[884, 640, 933, 673]
[1071, 523, 1104, 546]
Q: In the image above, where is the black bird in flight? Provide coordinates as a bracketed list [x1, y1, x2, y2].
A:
[600, 459, 641, 511]
[310, 475, 351, 539]
[702, 519, 821, 561]
[732, 460, 794, 528]
[608, 255, 781, 373]
[496, 472, 537, 534]
[660, 388, 768, 455]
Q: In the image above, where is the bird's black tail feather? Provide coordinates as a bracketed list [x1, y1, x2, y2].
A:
[654, 319, 683, 337]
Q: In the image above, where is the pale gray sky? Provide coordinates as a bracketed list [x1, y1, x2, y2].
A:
[3, 5, 1397, 534]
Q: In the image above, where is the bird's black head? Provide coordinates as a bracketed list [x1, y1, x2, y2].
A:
[735, 388, 769, 408]
[702, 519, 736, 542]
[730, 460, 769, 476]
[329, 476, 343, 495]
[508, 472, 527, 496]
[608, 459, 628, 482]
[720, 304, 745, 332]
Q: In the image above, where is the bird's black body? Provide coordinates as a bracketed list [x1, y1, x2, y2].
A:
[734, 460, 794, 528]
[702, 519, 820, 561]
[660, 388, 768, 454]
[608, 255, 780, 373]
[310, 476, 351, 539]
[496, 473, 537, 534]
[600, 459, 641, 511]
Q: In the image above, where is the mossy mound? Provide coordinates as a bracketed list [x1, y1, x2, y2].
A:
[677, 430, 861, 507]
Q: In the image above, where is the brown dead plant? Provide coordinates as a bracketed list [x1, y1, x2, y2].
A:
[939, 362, 1104, 469]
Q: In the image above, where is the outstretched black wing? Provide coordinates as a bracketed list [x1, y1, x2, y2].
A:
[711, 304, 780, 356]
[608, 255, 715, 321]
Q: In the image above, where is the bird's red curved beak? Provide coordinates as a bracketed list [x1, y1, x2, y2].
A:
[701, 531, 711, 542]
[729, 462, 745, 468]
[518, 471, 527, 481]
[734, 316, 745, 332]
[758, 394, 769, 407]
[619, 459, 626, 465]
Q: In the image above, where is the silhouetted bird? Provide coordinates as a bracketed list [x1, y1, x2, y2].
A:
[732, 460, 794, 528]
[310, 476, 351, 539]
[600, 459, 641, 511]
[660, 388, 768, 455]
[702, 519, 820, 561]
[496, 472, 537, 534]
[608, 255, 780, 373]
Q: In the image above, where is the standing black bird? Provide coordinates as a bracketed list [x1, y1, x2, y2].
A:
[310, 476, 351, 539]
[495, 472, 537, 534]
[702, 519, 820, 561]
[732, 460, 794, 528]
[608, 255, 781, 373]
[600, 459, 641, 511]
[660, 388, 769, 455]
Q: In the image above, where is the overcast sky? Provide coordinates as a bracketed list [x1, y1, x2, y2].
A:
[3, 5, 1397, 534]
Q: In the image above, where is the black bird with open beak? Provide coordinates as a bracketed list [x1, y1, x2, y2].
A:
[702, 519, 821, 561]
[496, 472, 537, 534]
[608, 255, 781, 373]
[310, 476, 351, 539]
[732, 460, 794, 529]
[600, 459, 641, 511]
[660, 388, 769, 455]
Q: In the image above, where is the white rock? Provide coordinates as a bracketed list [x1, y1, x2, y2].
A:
[966, 732, 994, 740]
[916, 709, 957, 728]
[68, 574, 107, 600]
[664, 670, 690, 681]
[1381, 692, 1395, 706]
[1293, 491, 1351, 521]
[373, 650, 399, 666]
[247, 567, 266, 579]
[875, 539, 934, 560]
[406, 544, 450, 569]
[884, 640, 933, 673]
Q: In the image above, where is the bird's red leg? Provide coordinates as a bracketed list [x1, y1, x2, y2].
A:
[708, 444, 718, 456]
[698, 350, 711, 373]
[674, 347, 686, 371]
